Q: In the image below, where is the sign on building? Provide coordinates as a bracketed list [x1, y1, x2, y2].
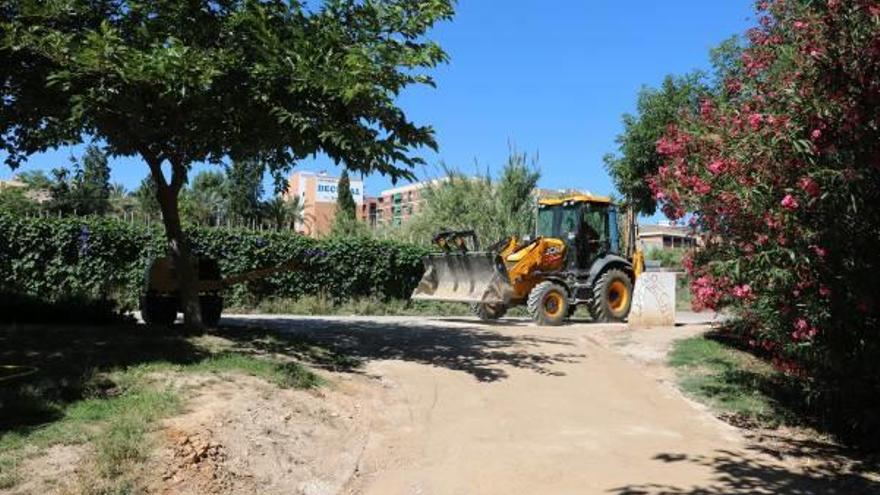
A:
[314, 176, 364, 204]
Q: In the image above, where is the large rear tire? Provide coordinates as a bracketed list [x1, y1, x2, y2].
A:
[527, 281, 569, 326]
[471, 302, 507, 320]
[591, 269, 633, 322]
[200, 294, 224, 327]
[140, 294, 178, 326]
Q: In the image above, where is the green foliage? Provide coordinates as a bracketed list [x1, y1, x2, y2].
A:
[76, 145, 112, 215]
[132, 177, 160, 220]
[15, 170, 52, 190]
[402, 149, 541, 245]
[335, 170, 357, 219]
[645, 246, 685, 269]
[0, 213, 428, 311]
[0, 186, 39, 215]
[603, 73, 709, 215]
[37, 145, 113, 215]
[226, 160, 264, 222]
[261, 195, 304, 231]
[0, 0, 453, 183]
[1, 0, 453, 324]
[331, 170, 359, 236]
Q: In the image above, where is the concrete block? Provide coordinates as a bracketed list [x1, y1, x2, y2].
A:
[628, 272, 676, 328]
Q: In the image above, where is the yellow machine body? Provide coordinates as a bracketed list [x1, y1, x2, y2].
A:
[411, 194, 644, 324]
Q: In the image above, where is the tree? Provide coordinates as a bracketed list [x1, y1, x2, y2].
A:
[74, 144, 111, 215]
[181, 170, 228, 225]
[108, 182, 136, 217]
[262, 195, 304, 231]
[331, 170, 360, 236]
[227, 160, 264, 224]
[603, 73, 708, 215]
[16, 170, 52, 190]
[650, 1, 880, 445]
[132, 177, 160, 221]
[1, 0, 453, 327]
[494, 149, 541, 237]
[403, 148, 541, 245]
[0, 185, 39, 214]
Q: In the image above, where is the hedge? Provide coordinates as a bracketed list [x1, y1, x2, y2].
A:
[0, 213, 428, 313]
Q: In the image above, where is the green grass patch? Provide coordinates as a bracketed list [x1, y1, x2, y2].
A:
[0, 374, 180, 490]
[669, 334, 795, 427]
[0, 343, 323, 490]
[188, 352, 324, 389]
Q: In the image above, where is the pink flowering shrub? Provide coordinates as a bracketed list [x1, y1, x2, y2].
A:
[651, 0, 880, 445]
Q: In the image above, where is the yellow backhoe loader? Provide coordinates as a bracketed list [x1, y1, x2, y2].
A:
[411, 195, 644, 325]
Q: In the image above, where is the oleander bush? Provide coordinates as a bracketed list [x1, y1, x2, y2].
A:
[651, 1, 880, 446]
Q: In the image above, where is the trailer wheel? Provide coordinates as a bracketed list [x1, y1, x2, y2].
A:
[527, 281, 569, 326]
[140, 294, 177, 326]
[200, 295, 224, 327]
[471, 302, 507, 320]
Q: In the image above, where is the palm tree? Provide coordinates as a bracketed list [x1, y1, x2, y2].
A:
[262, 195, 305, 231]
[109, 182, 137, 218]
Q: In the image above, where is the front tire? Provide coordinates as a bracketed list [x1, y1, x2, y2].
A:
[471, 302, 507, 320]
[591, 269, 633, 322]
[527, 281, 569, 326]
[140, 294, 178, 326]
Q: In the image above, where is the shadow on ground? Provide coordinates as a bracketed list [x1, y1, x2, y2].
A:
[0, 324, 208, 432]
[219, 316, 586, 382]
[608, 436, 880, 494]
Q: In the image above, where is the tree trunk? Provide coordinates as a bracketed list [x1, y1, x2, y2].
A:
[144, 153, 204, 330]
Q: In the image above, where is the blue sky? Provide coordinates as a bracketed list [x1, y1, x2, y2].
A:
[1, 1, 755, 201]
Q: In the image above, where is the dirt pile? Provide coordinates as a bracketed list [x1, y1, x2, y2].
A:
[146, 373, 377, 495]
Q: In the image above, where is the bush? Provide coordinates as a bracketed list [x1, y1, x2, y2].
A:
[0, 213, 428, 319]
[651, 2, 880, 447]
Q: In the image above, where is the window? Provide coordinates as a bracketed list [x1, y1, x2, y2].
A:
[537, 205, 580, 238]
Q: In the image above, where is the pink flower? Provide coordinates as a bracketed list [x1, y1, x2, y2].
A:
[707, 160, 726, 175]
[810, 128, 822, 140]
[780, 194, 799, 210]
[732, 284, 753, 299]
[700, 99, 714, 119]
[748, 113, 763, 129]
[819, 285, 831, 297]
[793, 21, 808, 30]
[798, 177, 820, 197]
[725, 78, 742, 94]
[811, 245, 827, 258]
[654, 191, 666, 201]
[691, 178, 711, 195]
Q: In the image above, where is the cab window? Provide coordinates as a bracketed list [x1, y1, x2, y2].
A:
[537, 205, 580, 239]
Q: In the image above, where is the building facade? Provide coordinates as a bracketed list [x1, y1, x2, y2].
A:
[284, 171, 364, 237]
[638, 223, 698, 250]
[359, 181, 432, 229]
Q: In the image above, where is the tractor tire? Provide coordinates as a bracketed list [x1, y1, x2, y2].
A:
[200, 295, 224, 327]
[591, 269, 633, 322]
[140, 294, 178, 326]
[471, 302, 507, 320]
[527, 281, 569, 326]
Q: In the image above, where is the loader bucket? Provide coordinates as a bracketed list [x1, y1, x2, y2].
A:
[411, 252, 513, 304]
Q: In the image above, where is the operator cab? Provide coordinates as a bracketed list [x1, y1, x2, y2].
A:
[536, 195, 620, 270]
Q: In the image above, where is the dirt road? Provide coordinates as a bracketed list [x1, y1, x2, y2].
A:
[227, 314, 863, 495]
